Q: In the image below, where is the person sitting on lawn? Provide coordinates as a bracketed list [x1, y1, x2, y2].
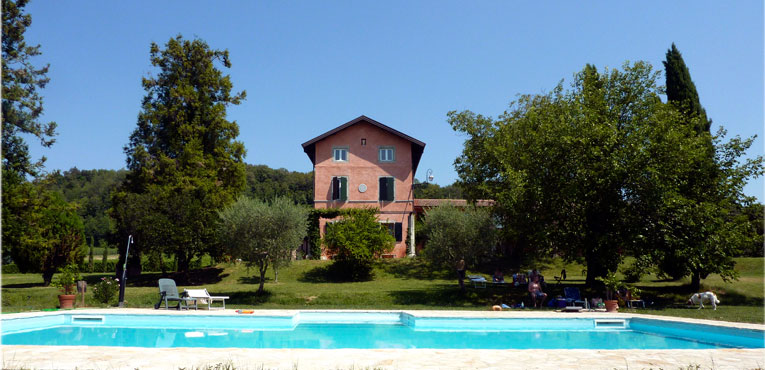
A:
[528, 275, 548, 308]
[493, 268, 505, 283]
[529, 269, 544, 283]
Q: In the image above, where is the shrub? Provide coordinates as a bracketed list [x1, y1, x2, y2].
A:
[322, 208, 395, 281]
[53, 264, 81, 295]
[2, 264, 20, 273]
[92, 276, 120, 305]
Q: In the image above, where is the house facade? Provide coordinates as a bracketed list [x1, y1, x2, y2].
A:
[302, 116, 425, 258]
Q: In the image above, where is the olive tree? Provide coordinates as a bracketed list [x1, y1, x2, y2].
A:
[420, 203, 496, 270]
[218, 196, 308, 293]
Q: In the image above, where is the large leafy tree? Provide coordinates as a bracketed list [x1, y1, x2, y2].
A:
[652, 44, 762, 289]
[645, 130, 762, 290]
[2, 0, 56, 177]
[449, 61, 762, 288]
[218, 196, 308, 293]
[45, 168, 126, 244]
[4, 180, 85, 285]
[244, 164, 314, 205]
[1, 0, 86, 279]
[113, 35, 247, 275]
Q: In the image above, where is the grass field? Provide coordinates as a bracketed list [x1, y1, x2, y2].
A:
[2, 257, 763, 324]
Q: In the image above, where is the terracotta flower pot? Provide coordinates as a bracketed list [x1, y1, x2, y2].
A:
[58, 294, 76, 309]
[604, 299, 619, 312]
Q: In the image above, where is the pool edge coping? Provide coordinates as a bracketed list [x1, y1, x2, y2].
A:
[3, 308, 763, 331]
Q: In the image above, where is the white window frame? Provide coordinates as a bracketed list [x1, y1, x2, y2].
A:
[333, 146, 349, 162]
[378, 146, 395, 163]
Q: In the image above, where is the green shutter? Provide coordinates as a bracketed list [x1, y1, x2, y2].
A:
[379, 177, 386, 201]
[386, 178, 394, 201]
[331, 177, 340, 200]
[340, 177, 347, 201]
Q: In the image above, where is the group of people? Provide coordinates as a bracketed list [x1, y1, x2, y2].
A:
[457, 260, 548, 308]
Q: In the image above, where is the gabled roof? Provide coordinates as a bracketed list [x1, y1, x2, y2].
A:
[301, 115, 426, 173]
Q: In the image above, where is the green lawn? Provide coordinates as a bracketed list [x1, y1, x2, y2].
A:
[2, 257, 763, 324]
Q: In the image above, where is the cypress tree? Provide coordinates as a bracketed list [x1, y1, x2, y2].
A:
[88, 236, 94, 272]
[663, 43, 711, 133]
[101, 240, 108, 272]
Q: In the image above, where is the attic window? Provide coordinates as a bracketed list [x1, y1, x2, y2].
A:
[333, 146, 348, 162]
[361, 138, 366, 146]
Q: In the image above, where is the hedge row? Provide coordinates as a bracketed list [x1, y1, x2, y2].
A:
[2, 259, 177, 274]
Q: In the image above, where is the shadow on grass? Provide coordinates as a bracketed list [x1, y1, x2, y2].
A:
[389, 284, 535, 307]
[123, 267, 228, 287]
[2, 282, 47, 289]
[237, 275, 271, 285]
[298, 264, 333, 283]
[298, 263, 374, 283]
[374, 259, 453, 280]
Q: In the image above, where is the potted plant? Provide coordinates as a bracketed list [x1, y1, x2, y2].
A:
[53, 264, 80, 309]
[596, 271, 620, 312]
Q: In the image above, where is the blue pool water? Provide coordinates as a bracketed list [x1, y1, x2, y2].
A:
[2, 312, 763, 350]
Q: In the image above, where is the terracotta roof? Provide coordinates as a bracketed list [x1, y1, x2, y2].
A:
[301, 115, 426, 173]
[414, 199, 495, 207]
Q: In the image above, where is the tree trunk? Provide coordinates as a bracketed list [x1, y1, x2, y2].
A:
[585, 247, 608, 288]
[690, 270, 701, 291]
[258, 261, 268, 293]
[274, 266, 279, 283]
[159, 253, 166, 274]
[42, 269, 55, 286]
[177, 252, 191, 273]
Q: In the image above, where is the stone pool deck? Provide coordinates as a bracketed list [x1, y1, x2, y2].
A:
[2, 309, 764, 370]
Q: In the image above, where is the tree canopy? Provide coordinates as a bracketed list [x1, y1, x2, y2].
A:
[3, 179, 85, 285]
[413, 180, 463, 199]
[244, 164, 313, 205]
[1, 0, 56, 177]
[113, 35, 247, 275]
[420, 203, 496, 269]
[449, 61, 762, 288]
[45, 168, 126, 245]
[218, 196, 309, 293]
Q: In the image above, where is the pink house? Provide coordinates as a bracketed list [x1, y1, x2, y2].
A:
[302, 115, 426, 258]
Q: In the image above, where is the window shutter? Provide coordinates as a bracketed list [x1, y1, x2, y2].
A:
[379, 177, 387, 201]
[394, 222, 403, 242]
[386, 178, 394, 201]
[340, 177, 347, 201]
[331, 177, 340, 200]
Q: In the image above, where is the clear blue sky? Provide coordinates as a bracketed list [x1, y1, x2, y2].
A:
[24, 1, 763, 200]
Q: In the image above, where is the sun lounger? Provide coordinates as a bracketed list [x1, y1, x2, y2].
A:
[467, 275, 487, 288]
[184, 288, 229, 310]
[155, 278, 195, 310]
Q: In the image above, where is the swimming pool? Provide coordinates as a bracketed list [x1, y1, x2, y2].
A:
[2, 311, 763, 349]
